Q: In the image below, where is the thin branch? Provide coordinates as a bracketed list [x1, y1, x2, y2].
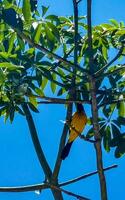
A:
[21, 103, 52, 181]
[0, 183, 48, 192]
[27, 94, 91, 104]
[22, 103, 63, 200]
[49, 185, 90, 200]
[59, 164, 118, 187]
[37, 100, 90, 105]
[14, 28, 89, 76]
[0, 164, 117, 193]
[95, 46, 124, 77]
[0, 183, 89, 200]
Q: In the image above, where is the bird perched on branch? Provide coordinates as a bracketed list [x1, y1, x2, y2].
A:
[61, 103, 87, 160]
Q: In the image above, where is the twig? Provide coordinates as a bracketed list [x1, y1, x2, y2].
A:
[0, 183, 48, 192]
[49, 185, 90, 200]
[59, 164, 118, 187]
[37, 100, 90, 105]
[95, 47, 124, 77]
[28, 94, 91, 105]
[0, 183, 89, 200]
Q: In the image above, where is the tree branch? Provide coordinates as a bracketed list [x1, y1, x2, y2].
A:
[0, 183, 48, 192]
[0, 164, 117, 193]
[49, 185, 90, 200]
[59, 164, 118, 187]
[0, 183, 90, 200]
[22, 103, 63, 200]
[21, 103, 52, 181]
[28, 94, 91, 105]
[95, 46, 124, 77]
[87, 1, 108, 200]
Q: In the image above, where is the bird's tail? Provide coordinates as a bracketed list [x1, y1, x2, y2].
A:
[61, 142, 73, 160]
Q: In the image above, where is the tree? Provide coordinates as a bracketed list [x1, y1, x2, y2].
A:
[0, 0, 125, 200]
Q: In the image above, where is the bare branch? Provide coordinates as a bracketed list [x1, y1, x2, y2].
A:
[0, 183, 89, 200]
[59, 164, 118, 187]
[49, 185, 90, 200]
[0, 183, 48, 192]
[28, 94, 91, 105]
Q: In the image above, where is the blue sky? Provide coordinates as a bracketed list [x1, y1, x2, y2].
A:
[0, 1, 125, 200]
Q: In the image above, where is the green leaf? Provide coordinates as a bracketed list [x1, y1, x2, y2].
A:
[103, 126, 111, 152]
[15, 106, 25, 115]
[42, 6, 49, 17]
[8, 33, 16, 53]
[57, 68, 65, 78]
[86, 127, 94, 138]
[46, 22, 60, 42]
[57, 88, 66, 96]
[28, 102, 39, 113]
[115, 142, 125, 158]
[35, 87, 44, 96]
[0, 62, 24, 70]
[40, 68, 53, 81]
[118, 116, 125, 125]
[36, 52, 44, 61]
[109, 19, 119, 27]
[41, 77, 48, 90]
[29, 96, 38, 107]
[22, 0, 31, 22]
[44, 24, 56, 50]
[118, 101, 125, 117]
[33, 24, 42, 43]
[18, 37, 25, 51]
[110, 135, 121, 147]
[51, 73, 57, 93]
[46, 15, 60, 25]
[9, 106, 15, 123]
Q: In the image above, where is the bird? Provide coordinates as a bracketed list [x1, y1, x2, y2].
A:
[61, 103, 87, 160]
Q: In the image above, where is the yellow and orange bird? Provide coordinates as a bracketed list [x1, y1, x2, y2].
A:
[61, 103, 87, 160]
